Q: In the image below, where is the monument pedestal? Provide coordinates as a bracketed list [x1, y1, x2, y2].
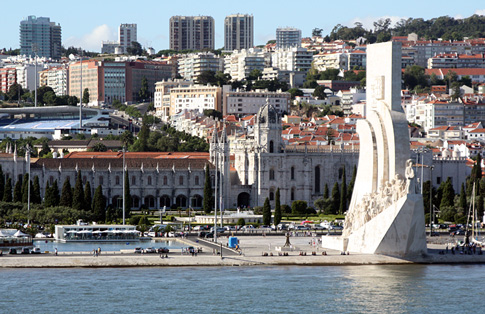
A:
[322, 194, 427, 257]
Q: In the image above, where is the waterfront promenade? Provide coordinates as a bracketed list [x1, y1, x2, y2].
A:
[1, 236, 484, 268]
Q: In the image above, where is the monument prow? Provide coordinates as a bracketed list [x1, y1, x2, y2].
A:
[323, 42, 427, 257]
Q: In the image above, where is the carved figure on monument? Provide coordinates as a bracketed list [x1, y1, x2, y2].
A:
[405, 159, 415, 194]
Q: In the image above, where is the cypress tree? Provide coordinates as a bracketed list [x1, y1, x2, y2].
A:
[21, 173, 30, 203]
[72, 170, 85, 210]
[459, 183, 467, 211]
[3, 177, 12, 202]
[13, 178, 22, 202]
[323, 183, 329, 199]
[203, 164, 213, 214]
[348, 165, 357, 202]
[0, 165, 4, 199]
[44, 182, 55, 207]
[32, 176, 41, 204]
[422, 181, 431, 215]
[331, 182, 340, 215]
[60, 178, 73, 207]
[52, 180, 60, 205]
[93, 185, 106, 222]
[84, 181, 92, 212]
[339, 166, 347, 214]
[478, 195, 484, 220]
[124, 171, 131, 218]
[262, 197, 271, 226]
[274, 188, 282, 226]
[440, 178, 455, 209]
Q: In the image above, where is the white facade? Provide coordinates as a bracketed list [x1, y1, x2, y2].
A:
[276, 27, 302, 48]
[178, 53, 223, 81]
[271, 47, 313, 73]
[224, 48, 269, 81]
[313, 52, 348, 71]
[46, 66, 68, 96]
[223, 89, 291, 115]
[154, 79, 194, 121]
[119, 24, 137, 54]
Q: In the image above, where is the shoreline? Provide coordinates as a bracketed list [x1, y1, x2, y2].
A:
[2, 236, 484, 268]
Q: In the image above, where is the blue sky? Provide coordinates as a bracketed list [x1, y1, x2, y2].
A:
[1, 1, 484, 52]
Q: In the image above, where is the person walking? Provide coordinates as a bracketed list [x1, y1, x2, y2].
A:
[55, 248, 58, 256]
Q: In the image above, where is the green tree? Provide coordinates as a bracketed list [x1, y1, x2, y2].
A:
[196, 70, 217, 85]
[478, 195, 484, 220]
[323, 183, 329, 199]
[287, 88, 304, 100]
[7, 83, 23, 101]
[274, 188, 282, 226]
[93, 185, 106, 222]
[82, 88, 90, 104]
[89, 143, 108, 152]
[262, 197, 271, 226]
[32, 176, 41, 204]
[60, 178, 73, 207]
[347, 165, 357, 203]
[138, 76, 149, 101]
[291, 200, 308, 215]
[214, 71, 231, 86]
[13, 178, 22, 202]
[72, 170, 85, 210]
[312, 85, 327, 99]
[43, 91, 57, 105]
[203, 164, 213, 214]
[459, 183, 467, 211]
[237, 218, 246, 226]
[331, 182, 340, 214]
[440, 178, 455, 209]
[21, 173, 30, 203]
[0, 165, 4, 199]
[3, 177, 12, 202]
[84, 181, 92, 212]
[422, 180, 432, 215]
[127, 41, 143, 55]
[339, 166, 347, 214]
[471, 153, 482, 185]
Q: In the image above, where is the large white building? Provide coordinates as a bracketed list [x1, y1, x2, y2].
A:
[169, 85, 222, 117]
[154, 79, 194, 121]
[224, 48, 268, 81]
[222, 89, 291, 116]
[119, 24, 137, 54]
[276, 27, 301, 48]
[178, 52, 223, 81]
[271, 47, 313, 73]
[42, 66, 68, 96]
[224, 14, 253, 51]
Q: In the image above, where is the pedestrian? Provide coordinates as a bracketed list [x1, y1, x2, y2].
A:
[98, 247, 101, 256]
[55, 248, 58, 256]
[93, 249, 96, 257]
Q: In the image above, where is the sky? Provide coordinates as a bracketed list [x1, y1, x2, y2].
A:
[1, 1, 484, 52]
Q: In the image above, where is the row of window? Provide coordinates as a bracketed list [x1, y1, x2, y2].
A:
[47, 175, 201, 186]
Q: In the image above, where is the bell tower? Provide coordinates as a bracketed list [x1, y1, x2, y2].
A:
[254, 99, 282, 153]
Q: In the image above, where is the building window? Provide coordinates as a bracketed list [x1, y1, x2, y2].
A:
[116, 176, 120, 185]
[132, 176, 136, 185]
[147, 176, 152, 185]
[163, 176, 168, 185]
[83, 176, 87, 185]
[291, 167, 295, 180]
[179, 176, 184, 185]
[195, 176, 199, 185]
[270, 191, 275, 201]
[436, 177, 441, 185]
[49, 176, 54, 185]
[315, 166, 321, 193]
[291, 188, 295, 201]
[269, 169, 275, 181]
[270, 140, 274, 153]
[99, 176, 103, 185]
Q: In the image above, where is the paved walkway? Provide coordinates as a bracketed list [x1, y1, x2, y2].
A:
[1, 235, 484, 268]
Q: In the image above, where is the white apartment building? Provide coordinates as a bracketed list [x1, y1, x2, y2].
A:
[261, 67, 305, 88]
[276, 27, 301, 48]
[178, 52, 223, 81]
[271, 47, 313, 73]
[338, 87, 366, 115]
[224, 48, 269, 81]
[169, 85, 222, 117]
[45, 66, 68, 96]
[313, 52, 348, 71]
[154, 79, 194, 121]
[222, 89, 290, 116]
[119, 24, 137, 54]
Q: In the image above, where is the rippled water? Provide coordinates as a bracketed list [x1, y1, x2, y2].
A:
[0, 265, 483, 313]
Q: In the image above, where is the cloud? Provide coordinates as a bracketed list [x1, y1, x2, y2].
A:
[63, 24, 116, 52]
[476, 9, 485, 16]
[348, 15, 408, 31]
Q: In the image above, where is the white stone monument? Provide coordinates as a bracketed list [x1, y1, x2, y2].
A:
[323, 42, 427, 257]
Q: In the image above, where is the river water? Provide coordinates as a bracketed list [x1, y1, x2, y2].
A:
[0, 264, 483, 313]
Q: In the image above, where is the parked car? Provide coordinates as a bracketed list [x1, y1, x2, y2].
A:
[225, 226, 237, 231]
[210, 227, 225, 234]
[295, 225, 310, 231]
[158, 247, 169, 254]
[198, 231, 207, 238]
[205, 232, 214, 239]
[134, 247, 143, 254]
[20, 247, 30, 254]
[8, 248, 17, 254]
[31, 247, 41, 254]
[145, 247, 157, 253]
[329, 225, 343, 231]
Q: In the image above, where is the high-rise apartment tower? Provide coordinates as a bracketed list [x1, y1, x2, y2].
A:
[170, 16, 215, 51]
[20, 16, 62, 59]
[224, 14, 253, 51]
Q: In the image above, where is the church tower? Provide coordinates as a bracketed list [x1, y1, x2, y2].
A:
[254, 99, 283, 153]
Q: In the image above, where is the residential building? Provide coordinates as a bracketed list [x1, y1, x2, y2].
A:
[0, 68, 17, 94]
[170, 16, 215, 51]
[19, 16, 61, 59]
[169, 85, 222, 117]
[338, 88, 366, 115]
[223, 89, 290, 116]
[224, 14, 253, 51]
[425, 68, 485, 84]
[276, 27, 301, 48]
[224, 48, 268, 81]
[316, 80, 361, 92]
[313, 52, 348, 71]
[261, 67, 305, 88]
[271, 47, 313, 73]
[41, 65, 68, 96]
[101, 41, 119, 54]
[154, 79, 194, 120]
[178, 52, 223, 81]
[119, 24, 137, 54]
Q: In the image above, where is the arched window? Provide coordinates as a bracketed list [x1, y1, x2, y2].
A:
[83, 176, 87, 184]
[269, 140, 274, 153]
[315, 166, 321, 193]
[49, 176, 54, 185]
[131, 176, 136, 185]
[291, 167, 295, 180]
[195, 176, 199, 185]
[115, 176, 120, 185]
[99, 176, 103, 185]
[291, 187, 295, 201]
[160, 195, 171, 207]
[269, 169, 275, 181]
[179, 176, 184, 185]
[163, 176, 168, 185]
[270, 190, 275, 201]
[147, 176, 152, 185]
